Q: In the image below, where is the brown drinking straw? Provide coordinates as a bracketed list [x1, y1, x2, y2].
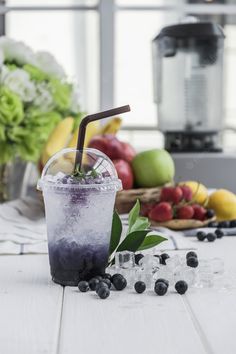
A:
[75, 105, 131, 171]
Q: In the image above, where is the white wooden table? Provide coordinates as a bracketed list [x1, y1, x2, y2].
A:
[0, 237, 236, 354]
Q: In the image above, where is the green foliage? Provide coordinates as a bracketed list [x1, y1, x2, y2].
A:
[23, 64, 49, 82]
[109, 199, 167, 263]
[0, 87, 24, 125]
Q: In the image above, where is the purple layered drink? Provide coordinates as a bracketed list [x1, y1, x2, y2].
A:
[38, 148, 122, 286]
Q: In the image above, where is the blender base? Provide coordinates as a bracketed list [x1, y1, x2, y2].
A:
[165, 131, 222, 153]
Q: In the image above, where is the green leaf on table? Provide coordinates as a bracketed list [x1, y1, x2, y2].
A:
[130, 216, 150, 233]
[116, 230, 150, 253]
[109, 210, 123, 255]
[138, 235, 167, 251]
[128, 199, 140, 233]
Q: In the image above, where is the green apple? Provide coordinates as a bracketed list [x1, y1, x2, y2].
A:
[132, 149, 175, 187]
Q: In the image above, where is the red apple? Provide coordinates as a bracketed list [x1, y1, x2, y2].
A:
[113, 159, 134, 190]
[121, 142, 136, 163]
[89, 135, 124, 160]
[88, 135, 109, 155]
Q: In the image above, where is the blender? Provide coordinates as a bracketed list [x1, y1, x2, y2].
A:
[152, 21, 236, 193]
[152, 21, 225, 152]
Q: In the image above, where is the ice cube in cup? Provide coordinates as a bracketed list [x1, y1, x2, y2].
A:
[37, 148, 122, 286]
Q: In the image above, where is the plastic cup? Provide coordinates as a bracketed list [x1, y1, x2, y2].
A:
[37, 148, 122, 286]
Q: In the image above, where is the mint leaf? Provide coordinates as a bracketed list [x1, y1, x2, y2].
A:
[130, 216, 150, 233]
[109, 210, 122, 255]
[116, 230, 150, 253]
[128, 199, 140, 233]
[138, 235, 167, 251]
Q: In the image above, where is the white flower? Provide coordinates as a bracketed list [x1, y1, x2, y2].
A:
[0, 36, 37, 66]
[33, 82, 55, 112]
[0, 65, 9, 83]
[35, 51, 65, 79]
[3, 68, 36, 102]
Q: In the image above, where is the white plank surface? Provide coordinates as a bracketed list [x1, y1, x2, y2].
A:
[184, 237, 236, 354]
[1, 238, 236, 354]
[0, 255, 63, 354]
[59, 287, 206, 354]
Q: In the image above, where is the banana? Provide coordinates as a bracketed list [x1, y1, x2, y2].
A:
[98, 117, 122, 135]
[41, 117, 74, 166]
[67, 120, 100, 149]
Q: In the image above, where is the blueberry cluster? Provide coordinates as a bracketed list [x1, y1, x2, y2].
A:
[197, 229, 224, 243]
[78, 273, 127, 299]
[208, 220, 236, 228]
[186, 251, 198, 268]
[153, 278, 188, 296]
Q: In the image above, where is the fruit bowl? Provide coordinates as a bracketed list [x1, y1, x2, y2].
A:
[115, 185, 171, 214]
[150, 217, 216, 230]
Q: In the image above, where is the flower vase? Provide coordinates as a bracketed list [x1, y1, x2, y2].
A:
[0, 159, 31, 203]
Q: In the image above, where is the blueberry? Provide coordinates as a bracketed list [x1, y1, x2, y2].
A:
[155, 278, 169, 288]
[160, 253, 170, 265]
[97, 286, 110, 299]
[218, 221, 230, 228]
[187, 256, 198, 268]
[134, 281, 146, 294]
[95, 281, 109, 293]
[154, 282, 168, 296]
[78, 281, 89, 292]
[112, 274, 127, 291]
[89, 277, 100, 291]
[111, 273, 123, 283]
[208, 221, 219, 228]
[135, 253, 144, 265]
[175, 280, 188, 295]
[103, 273, 112, 281]
[230, 220, 236, 228]
[101, 278, 111, 289]
[206, 233, 217, 242]
[186, 251, 198, 259]
[95, 275, 103, 281]
[196, 231, 207, 241]
[215, 229, 224, 239]
[205, 209, 215, 219]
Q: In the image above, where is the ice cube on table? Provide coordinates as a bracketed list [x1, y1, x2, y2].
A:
[198, 259, 213, 273]
[211, 257, 224, 274]
[115, 251, 135, 269]
[116, 267, 138, 287]
[197, 271, 214, 288]
[106, 265, 118, 276]
[135, 268, 154, 289]
[139, 254, 159, 271]
[153, 265, 175, 286]
[165, 255, 184, 270]
[174, 266, 197, 286]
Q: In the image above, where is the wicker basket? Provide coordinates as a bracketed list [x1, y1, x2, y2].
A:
[115, 186, 165, 214]
[150, 217, 216, 230]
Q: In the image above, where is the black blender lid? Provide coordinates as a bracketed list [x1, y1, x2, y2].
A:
[154, 22, 225, 40]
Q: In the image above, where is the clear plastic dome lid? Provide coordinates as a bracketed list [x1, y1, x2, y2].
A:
[37, 148, 122, 192]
